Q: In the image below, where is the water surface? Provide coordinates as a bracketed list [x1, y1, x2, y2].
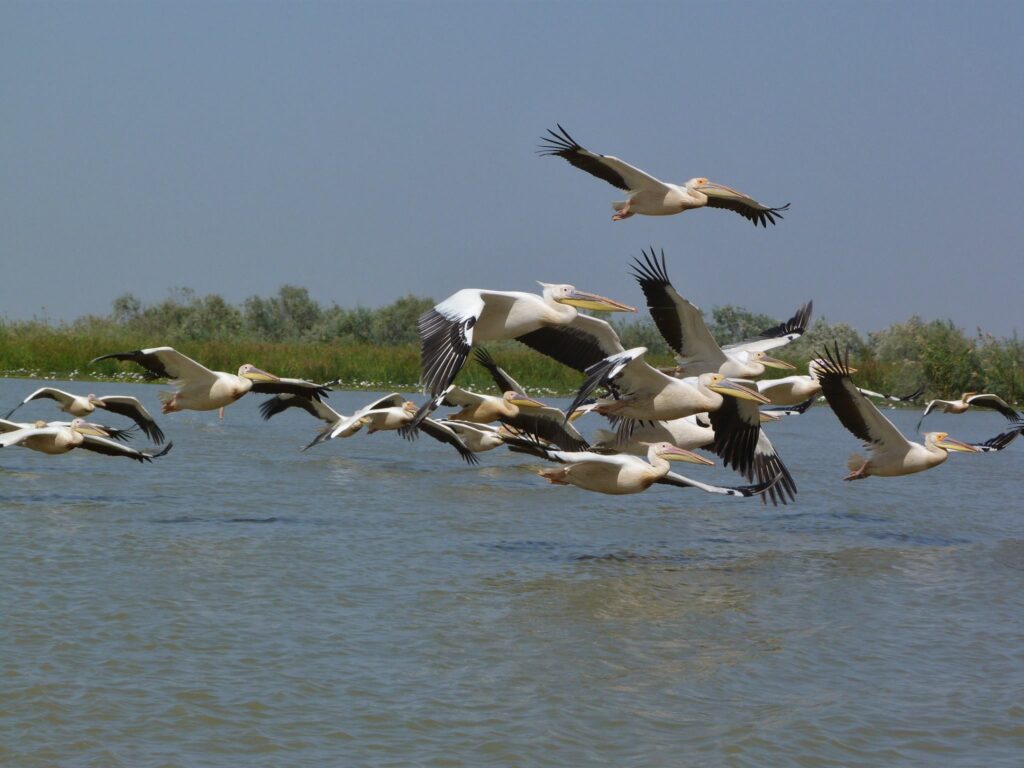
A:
[2, 377, 1023, 766]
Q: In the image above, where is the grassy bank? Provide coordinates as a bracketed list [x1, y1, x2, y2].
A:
[0, 326, 657, 395]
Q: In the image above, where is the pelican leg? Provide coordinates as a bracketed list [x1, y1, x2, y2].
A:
[538, 468, 570, 485]
[843, 460, 870, 481]
[218, 407, 225, 420]
[611, 206, 634, 222]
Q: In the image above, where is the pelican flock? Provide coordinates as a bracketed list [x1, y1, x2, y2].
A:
[2, 123, 1019, 515]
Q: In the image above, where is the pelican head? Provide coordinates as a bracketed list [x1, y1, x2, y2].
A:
[238, 364, 280, 382]
[749, 351, 795, 370]
[502, 391, 547, 409]
[538, 282, 635, 313]
[703, 373, 771, 403]
[69, 418, 109, 437]
[402, 401, 417, 413]
[928, 432, 980, 453]
[641, 441, 715, 465]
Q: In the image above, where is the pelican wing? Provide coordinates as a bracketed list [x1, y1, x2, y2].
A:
[418, 418, 480, 465]
[259, 393, 342, 423]
[249, 377, 331, 402]
[95, 396, 165, 443]
[537, 124, 668, 193]
[0, 425, 61, 447]
[724, 300, 813, 353]
[516, 313, 624, 373]
[417, 289, 488, 399]
[503, 408, 589, 453]
[965, 393, 1022, 422]
[473, 347, 527, 395]
[78, 435, 173, 462]
[441, 386, 489, 408]
[631, 249, 725, 374]
[701, 183, 790, 227]
[91, 346, 217, 384]
[972, 426, 1023, 452]
[708, 398, 797, 505]
[4, 387, 77, 418]
[818, 346, 909, 451]
[656, 469, 783, 498]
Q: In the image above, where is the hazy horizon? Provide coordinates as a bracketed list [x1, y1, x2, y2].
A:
[4, 2, 1022, 337]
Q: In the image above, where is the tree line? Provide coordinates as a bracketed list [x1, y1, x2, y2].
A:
[1, 285, 1021, 403]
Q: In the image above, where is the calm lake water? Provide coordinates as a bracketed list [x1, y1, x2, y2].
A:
[1, 376, 1023, 767]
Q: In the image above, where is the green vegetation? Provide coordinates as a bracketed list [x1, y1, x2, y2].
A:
[1, 287, 1021, 404]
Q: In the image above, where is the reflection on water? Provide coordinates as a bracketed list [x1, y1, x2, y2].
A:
[2, 377, 1024, 767]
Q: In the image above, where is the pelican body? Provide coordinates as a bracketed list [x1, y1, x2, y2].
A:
[91, 347, 330, 415]
[536, 442, 714, 495]
[539, 125, 789, 226]
[817, 347, 981, 480]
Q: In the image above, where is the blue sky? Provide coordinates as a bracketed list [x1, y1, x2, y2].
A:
[3, 1, 1022, 336]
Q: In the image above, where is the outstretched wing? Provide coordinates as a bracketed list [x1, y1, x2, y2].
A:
[96, 396, 165, 443]
[537, 124, 668, 193]
[724, 300, 813, 354]
[91, 346, 216, 384]
[79, 435, 173, 462]
[817, 345, 909, 452]
[249, 377, 331, 402]
[701, 182, 790, 227]
[631, 248, 726, 374]
[4, 387, 77, 418]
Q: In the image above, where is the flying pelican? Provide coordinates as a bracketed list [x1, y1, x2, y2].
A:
[632, 249, 796, 379]
[296, 392, 478, 463]
[431, 420, 520, 454]
[439, 386, 588, 451]
[258, 390, 364, 439]
[0, 419, 173, 462]
[757, 360, 924, 407]
[4, 387, 165, 443]
[91, 347, 330, 414]
[817, 347, 984, 480]
[509, 437, 778, 498]
[917, 393, 1022, 431]
[538, 124, 789, 226]
[1, 417, 137, 444]
[412, 282, 634, 427]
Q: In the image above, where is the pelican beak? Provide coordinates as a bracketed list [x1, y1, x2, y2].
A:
[506, 392, 547, 409]
[74, 422, 110, 437]
[242, 367, 280, 383]
[698, 181, 744, 199]
[936, 435, 980, 453]
[760, 355, 795, 370]
[663, 446, 715, 465]
[558, 290, 636, 313]
[709, 378, 771, 404]
[759, 411, 781, 423]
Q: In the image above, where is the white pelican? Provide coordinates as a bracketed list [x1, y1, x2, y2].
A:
[0, 419, 173, 462]
[305, 393, 415, 449]
[1, 417, 138, 444]
[258, 390, 364, 440]
[917, 393, 1022, 431]
[412, 282, 634, 426]
[4, 387, 165, 443]
[439, 386, 588, 451]
[539, 124, 789, 226]
[817, 347, 983, 480]
[433, 420, 518, 454]
[631, 249, 797, 379]
[757, 360, 924, 408]
[91, 347, 330, 415]
[509, 438, 777, 498]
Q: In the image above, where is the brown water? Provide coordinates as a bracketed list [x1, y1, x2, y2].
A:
[2, 378, 1023, 766]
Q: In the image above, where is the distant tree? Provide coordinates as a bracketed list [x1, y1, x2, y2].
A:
[370, 295, 436, 345]
[706, 305, 779, 346]
[111, 293, 142, 325]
